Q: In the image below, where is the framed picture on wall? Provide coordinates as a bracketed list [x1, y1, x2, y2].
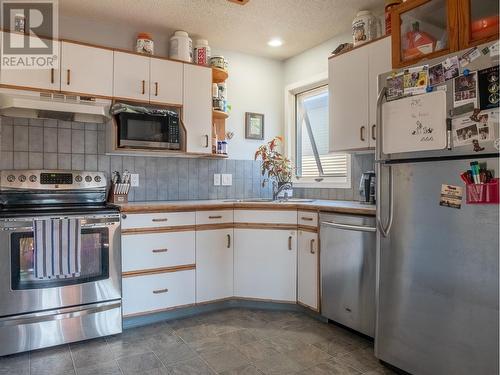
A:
[245, 112, 264, 140]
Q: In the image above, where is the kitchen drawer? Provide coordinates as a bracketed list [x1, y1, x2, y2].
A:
[234, 210, 297, 225]
[121, 212, 195, 229]
[298, 211, 318, 227]
[122, 231, 195, 272]
[196, 210, 233, 225]
[122, 269, 195, 316]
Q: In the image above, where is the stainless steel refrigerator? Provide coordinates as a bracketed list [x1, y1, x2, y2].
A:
[375, 43, 499, 375]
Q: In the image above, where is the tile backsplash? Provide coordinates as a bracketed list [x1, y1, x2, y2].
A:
[0, 116, 373, 202]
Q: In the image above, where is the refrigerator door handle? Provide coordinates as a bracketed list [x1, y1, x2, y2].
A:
[375, 87, 394, 238]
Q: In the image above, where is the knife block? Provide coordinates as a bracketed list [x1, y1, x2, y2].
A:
[108, 183, 131, 203]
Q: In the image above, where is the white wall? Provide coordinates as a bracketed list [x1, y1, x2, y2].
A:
[58, 15, 283, 160]
[283, 32, 351, 86]
[211, 48, 283, 160]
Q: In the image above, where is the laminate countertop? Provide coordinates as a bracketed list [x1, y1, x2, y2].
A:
[118, 199, 376, 216]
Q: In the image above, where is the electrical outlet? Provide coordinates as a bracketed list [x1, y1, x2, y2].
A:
[213, 174, 221, 186]
[222, 174, 232, 186]
[130, 174, 139, 187]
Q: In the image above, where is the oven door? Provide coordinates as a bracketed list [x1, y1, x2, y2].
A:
[117, 112, 179, 149]
[0, 213, 121, 317]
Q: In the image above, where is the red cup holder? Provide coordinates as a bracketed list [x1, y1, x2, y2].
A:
[466, 178, 500, 204]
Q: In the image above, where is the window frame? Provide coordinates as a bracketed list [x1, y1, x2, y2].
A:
[284, 73, 351, 189]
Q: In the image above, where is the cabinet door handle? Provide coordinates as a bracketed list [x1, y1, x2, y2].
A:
[288, 235, 292, 250]
[152, 288, 169, 294]
[360, 126, 366, 142]
[50, 68, 54, 84]
[66, 69, 71, 85]
[152, 248, 168, 253]
[152, 218, 168, 222]
[301, 217, 313, 221]
[227, 234, 231, 248]
[142, 80, 146, 95]
[205, 134, 209, 148]
[208, 215, 222, 219]
[371, 124, 376, 140]
[310, 239, 315, 254]
[155, 82, 159, 96]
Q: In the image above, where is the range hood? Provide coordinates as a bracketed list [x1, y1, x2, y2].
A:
[0, 89, 111, 123]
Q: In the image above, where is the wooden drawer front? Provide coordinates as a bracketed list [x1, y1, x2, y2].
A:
[121, 212, 195, 229]
[122, 269, 195, 316]
[122, 232, 195, 272]
[196, 210, 233, 225]
[298, 211, 318, 227]
[234, 210, 297, 225]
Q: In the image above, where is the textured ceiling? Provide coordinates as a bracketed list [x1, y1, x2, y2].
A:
[59, 0, 383, 60]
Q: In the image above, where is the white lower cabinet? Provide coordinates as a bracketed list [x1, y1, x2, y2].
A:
[122, 231, 195, 273]
[196, 229, 233, 303]
[122, 269, 195, 316]
[297, 230, 319, 311]
[234, 229, 297, 302]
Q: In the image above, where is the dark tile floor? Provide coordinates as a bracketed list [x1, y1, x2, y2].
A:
[0, 308, 396, 375]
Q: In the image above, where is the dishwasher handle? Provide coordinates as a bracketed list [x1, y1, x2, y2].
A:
[321, 221, 376, 233]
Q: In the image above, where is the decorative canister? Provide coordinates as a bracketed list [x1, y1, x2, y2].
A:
[210, 56, 228, 71]
[169, 31, 193, 62]
[217, 82, 227, 100]
[136, 32, 154, 55]
[385, 0, 402, 35]
[212, 83, 219, 99]
[194, 39, 211, 66]
[213, 98, 224, 111]
[352, 10, 379, 47]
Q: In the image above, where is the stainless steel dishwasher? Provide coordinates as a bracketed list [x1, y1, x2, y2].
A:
[320, 212, 376, 337]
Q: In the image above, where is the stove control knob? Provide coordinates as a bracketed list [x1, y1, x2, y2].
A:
[94, 176, 102, 183]
[75, 175, 83, 182]
[29, 175, 37, 182]
[85, 175, 92, 183]
[6, 175, 15, 182]
[18, 175, 26, 182]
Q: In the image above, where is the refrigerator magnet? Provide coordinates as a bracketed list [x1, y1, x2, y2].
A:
[442, 56, 460, 81]
[403, 65, 429, 96]
[429, 63, 445, 87]
[439, 184, 463, 209]
[386, 72, 404, 101]
[453, 72, 478, 108]
[452, 113, 493, 146]
[478, 66, 499, 110]
[459, 47, 481, 68]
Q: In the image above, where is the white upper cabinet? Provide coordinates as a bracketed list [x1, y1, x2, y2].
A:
[150, 57, 183, 105]
[183, 64, 212, 154]
[0, 33, 61, 91]
[113, 51, 150, 102]
[329, 36, 391, 151]
[61, 41, 113, 97]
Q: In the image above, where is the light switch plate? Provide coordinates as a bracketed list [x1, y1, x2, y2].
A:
[130, 174, 140, 187]
[213, 174, 221, 186]
[222, 174, 232, 186]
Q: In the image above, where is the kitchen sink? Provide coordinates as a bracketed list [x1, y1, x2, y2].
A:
[223, 198, 314, 203]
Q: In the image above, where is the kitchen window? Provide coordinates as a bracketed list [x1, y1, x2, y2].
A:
[293, 84, 350, 187]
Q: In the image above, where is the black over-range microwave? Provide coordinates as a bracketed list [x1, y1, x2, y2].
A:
[115, 111, 181, 150]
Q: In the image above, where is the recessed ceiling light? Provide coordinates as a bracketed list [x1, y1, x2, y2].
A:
[268, 38, 283, 47]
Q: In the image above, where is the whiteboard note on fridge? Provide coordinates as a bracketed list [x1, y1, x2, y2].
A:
[382, 90, 447, 154]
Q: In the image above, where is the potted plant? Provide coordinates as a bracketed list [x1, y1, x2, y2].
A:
[254, 136, 293, 200]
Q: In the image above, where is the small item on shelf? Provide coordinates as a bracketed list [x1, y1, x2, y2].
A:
[385, 0, 402, 35]
[212, 83, 219, 99]
[210, 56, 228, 71]
[213, 98, 224, 111]
[217, 140, 223, 154]
[471, 15, 499, 41]
[221, 140, 228, 155]
[136, 32, 154, 54]
[403, 22, 437, 60]
[212, 123, 218, 154]
[352, 10, 380, 47]
[194, 39, 211, 66]
[169, 30, 193, 62]
[331, 43, 353, 57]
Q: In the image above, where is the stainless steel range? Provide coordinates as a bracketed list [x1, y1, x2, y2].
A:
[0, 170, 121, 356]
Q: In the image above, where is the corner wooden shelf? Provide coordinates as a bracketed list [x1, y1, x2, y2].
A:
[213, 109, 229, 120]
[212, 67, 228, 84]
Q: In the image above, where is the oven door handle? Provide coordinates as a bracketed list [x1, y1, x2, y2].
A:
[0, 301, 121, 327]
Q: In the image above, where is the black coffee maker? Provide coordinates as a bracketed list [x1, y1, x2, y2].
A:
[359, 171, 376, 204]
